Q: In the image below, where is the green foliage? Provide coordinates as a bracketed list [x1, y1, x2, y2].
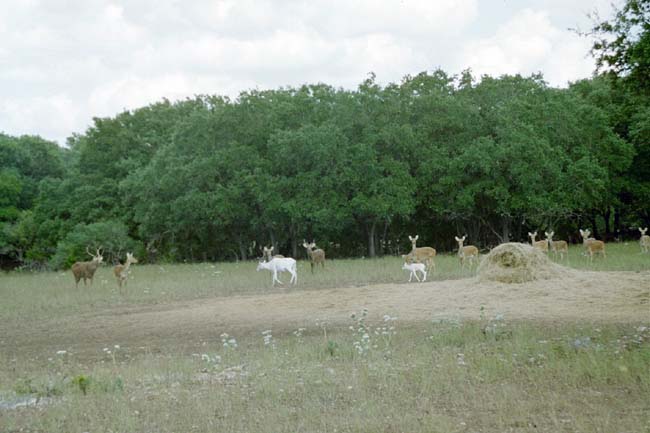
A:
[2, 66, 647, 265]
[588, 0, 650, 94]
[51, 220, 139, 269]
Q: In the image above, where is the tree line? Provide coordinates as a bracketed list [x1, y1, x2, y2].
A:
[1, 3, 648, 269]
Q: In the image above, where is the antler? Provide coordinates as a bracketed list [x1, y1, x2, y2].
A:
[86, 246, 94, 257]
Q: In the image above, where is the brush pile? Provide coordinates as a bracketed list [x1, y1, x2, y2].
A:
[477, 242, 572, 283]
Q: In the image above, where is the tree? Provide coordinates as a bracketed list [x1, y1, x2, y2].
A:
[587, 0, 650, 94]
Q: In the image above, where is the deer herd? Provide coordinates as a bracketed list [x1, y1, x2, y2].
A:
[72, 227, 649, 289]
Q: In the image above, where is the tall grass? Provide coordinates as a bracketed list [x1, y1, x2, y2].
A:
[1, 320, 648, 432]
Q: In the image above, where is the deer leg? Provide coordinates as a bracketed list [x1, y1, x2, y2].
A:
[310, 261, 314, 274]
[290, 269, 297, 285]
[421, 270, 427, 282]
[274, 270, 284, 285]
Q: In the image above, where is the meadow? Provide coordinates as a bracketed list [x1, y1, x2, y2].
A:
[1, 242, 649, 432]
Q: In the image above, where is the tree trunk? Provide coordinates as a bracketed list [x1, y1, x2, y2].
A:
[290, 223, 298, 258]
[237, 235, 247, 261]
[368, 221, 377, 258]
[590, 214, 599, 239]
[603, 208, 612, 240]
[269, 229, 277, 252]
[501, 217, 511, 243]
[380, 219, 390, 255]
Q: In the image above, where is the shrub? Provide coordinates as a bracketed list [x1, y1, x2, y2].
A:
[51, 220, 140, 269]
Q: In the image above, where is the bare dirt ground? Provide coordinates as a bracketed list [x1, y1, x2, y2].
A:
[7, 271, 650, 359]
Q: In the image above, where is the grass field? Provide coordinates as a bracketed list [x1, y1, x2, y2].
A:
[1, 242, 649, 432]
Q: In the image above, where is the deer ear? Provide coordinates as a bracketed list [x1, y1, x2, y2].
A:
[415, 235, 419, 240]
[454, 236, 460, 241]
[408, 236, 413, 241]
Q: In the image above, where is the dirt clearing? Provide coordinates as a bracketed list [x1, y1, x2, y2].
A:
[5, 270, 649, 358]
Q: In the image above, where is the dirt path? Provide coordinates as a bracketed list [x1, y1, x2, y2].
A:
[7, 271, 650, 358]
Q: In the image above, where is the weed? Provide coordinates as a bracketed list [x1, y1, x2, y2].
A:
[220, 333, 238, 349]
[72, 374, 90, 395]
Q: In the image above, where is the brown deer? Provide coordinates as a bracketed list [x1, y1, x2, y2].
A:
[579, 229, 606, 261]
[302, 241, 325, 273]
[528, 231, 549, 253]
[114, 252, 138, 291]
[545, 231, 568, 260]
[262, 246, 284, 262]
[639, 228, 650, 253]
[454, 236, 478, 268]
[71, 247, 104, 288]
[404, 235, 436, 271]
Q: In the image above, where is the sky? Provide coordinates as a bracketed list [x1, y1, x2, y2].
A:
[0, 0, 619, 146]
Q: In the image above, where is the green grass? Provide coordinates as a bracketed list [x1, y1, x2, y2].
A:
[1, 242, 648, 323]
[1, 321, 648, 432]
[1, 244, 649, 432]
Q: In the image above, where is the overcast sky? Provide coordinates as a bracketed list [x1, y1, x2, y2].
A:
[1, 0, 619, 145]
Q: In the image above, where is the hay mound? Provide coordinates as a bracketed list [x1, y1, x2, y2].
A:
[477, 242, 571, 284]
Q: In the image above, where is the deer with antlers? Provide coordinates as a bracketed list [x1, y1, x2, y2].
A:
[528, 231, 549, 253]
[303, 241, 325, 273]
[579, 229, 606, 261]
[639, 228, 650, 253]
[454, 236, 478, 268]
[114, 252, 138, 291]
[71, 247, 104, 288]
[404, 235, 436, 271]
[544, 231, 568, 260]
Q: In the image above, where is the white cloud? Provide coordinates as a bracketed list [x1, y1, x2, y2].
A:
[0, 0, 615, 145]
[459, 8, 595, 86]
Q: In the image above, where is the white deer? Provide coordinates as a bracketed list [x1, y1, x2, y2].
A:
[256, 257, 297, 286]
[544, 231, 568, 260]
[579, 229, 606, 261]
[454, 236, 478, 268]
[639, 228, 650, 253]
[528, 231, 549, 253]
[402, 261, 427, 282]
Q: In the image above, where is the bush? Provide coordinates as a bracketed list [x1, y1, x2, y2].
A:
[51, 220, 140, 269]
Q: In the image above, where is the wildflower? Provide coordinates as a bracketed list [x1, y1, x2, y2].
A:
[56, 350, 67, 355]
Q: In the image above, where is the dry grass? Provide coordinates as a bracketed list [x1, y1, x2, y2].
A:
[478, 242, 574, 283]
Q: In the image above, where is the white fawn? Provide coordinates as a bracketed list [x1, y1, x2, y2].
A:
[302, 241, 325, 273]
[579, 229, 606, 261]
[528, 231, 549, 253]
[639, 228, 650, 253]
[71, 247, 104, 288]
[114, 252, 138, 291]
[454, 236, 478, 268]
[544, 231, 568, 260]
[257, 257, 297, 286]
[404, 235, 436, 271]
[402, 261, 427, 282]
